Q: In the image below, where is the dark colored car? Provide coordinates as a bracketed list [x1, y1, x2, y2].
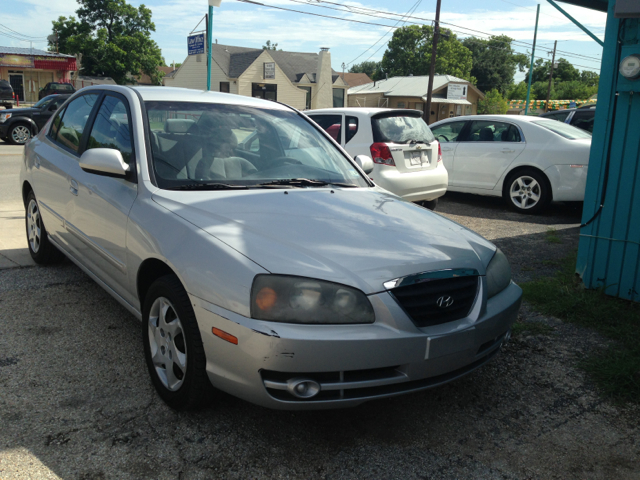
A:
[38, 82, 76, 100]
[0, 94, 71, 145]
[0, 79, 15, 109]
[538, 105, 595, 133]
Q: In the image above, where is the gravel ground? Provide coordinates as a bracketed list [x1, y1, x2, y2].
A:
[1, 193, 639, 480]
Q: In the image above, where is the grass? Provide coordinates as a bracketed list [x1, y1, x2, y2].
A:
[520, 252, 640, 403]
[545, 228, 562, 244]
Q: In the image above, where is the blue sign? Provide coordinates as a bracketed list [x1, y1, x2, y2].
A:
[188, 34, 205, 55]
[569, 101, 577, 108]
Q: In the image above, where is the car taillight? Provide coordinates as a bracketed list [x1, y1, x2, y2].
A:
[370, 142, 395, 166]
[438, 142, 443, 162]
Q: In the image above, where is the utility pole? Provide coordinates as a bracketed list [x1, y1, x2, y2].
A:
[423, 0, 442, 125]
[524, 4, 540, 115]
[545, 40, 557, 112]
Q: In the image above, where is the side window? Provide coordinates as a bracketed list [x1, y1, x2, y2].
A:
[465, 121, 514, 142]
[308, 114, 342, 143]
[570, 111, 594, 133]
[52, 93, 99, 153]
[86, 95, 134, 165]
[49, 107, 66, 140]
[345, 116, 358, 144]
[431, 121, 466, 143]
[548, 111, 571, 122]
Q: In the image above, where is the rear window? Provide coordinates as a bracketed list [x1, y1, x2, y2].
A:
[372, 113, 435, 144]
[51, 84, 75, 91]
[532, 120, 592, 139]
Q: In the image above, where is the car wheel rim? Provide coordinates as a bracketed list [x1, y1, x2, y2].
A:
[148, 296, 187, 392]
[27, 199, 42, 253]
[12, 126, 30, 144]
[509, 176, 541, 210]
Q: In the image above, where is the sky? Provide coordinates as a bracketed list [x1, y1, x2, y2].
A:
[2, 0, 607, 84]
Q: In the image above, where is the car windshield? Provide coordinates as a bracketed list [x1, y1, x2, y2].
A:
[145, 101, 370, 189]
[33, 96, 54, 108]
[532, 120, 592, 139]
[372, 112, 435, 144]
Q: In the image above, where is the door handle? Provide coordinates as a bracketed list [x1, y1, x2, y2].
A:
[69, 178, 78, 196]
[441, 147, 452, 152]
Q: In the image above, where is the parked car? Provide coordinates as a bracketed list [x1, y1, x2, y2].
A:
[38, 82, 76, 100]
[306, 108, 447, 210]
[430, 115, 592, 214]
[538, 104, 596, 133]
[21, 86, 521, 410]
[0, 79, 15, 109]
[0, 94, 71, 145]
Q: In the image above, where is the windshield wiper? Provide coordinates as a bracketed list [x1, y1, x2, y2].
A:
[256, 178, 359, 188]
[407, 139, 430, 145]
[167, 182, 249, 191]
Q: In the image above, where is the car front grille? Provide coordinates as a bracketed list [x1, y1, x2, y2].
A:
[389, 275, 479, 328]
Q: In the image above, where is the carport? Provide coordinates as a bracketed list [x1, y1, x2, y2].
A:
[557, 0, 640, 301]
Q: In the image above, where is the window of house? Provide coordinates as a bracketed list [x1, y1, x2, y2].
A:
[252, 83, 277, 101]
[51, 93, 100, 154]
[397, 102, 406, 108]
[220, 82, 230, 93]
[332, 88, 344, 108]
[300, 86, 311, 110]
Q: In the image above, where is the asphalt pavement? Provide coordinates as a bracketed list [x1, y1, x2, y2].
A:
[1, 139, 639, 479]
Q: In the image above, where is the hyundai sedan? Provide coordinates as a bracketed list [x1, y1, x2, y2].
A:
[20, 86, 521, 410]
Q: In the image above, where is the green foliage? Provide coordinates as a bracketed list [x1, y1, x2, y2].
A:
[462, 35, 528, 95]
[507, 81, 529, 100]
[50, 0, 164, 85]
[262, 40, 281, 51]
[477, 89, 508, 114]
[554, 81, 598, 100]
[528, 57, 581, 84]
[380, 25, 473, 81]
[580, 70, 600, 88]
[349, 61, 382, 81]
[521, 252, 640, 403]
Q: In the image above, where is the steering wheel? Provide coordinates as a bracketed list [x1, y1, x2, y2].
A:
[437, 135, 450, 142]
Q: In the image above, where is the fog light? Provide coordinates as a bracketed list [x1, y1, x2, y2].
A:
[286, 378, 320, 399]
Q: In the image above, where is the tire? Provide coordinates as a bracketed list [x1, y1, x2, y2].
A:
[503, 169, 551, 214]
[8, 123, 32, 145]
[25, 191, 65, 264]
[419, 198, 438, 211]
[142, 274, 214, 410]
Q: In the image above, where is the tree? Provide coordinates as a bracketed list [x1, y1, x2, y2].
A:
[527, 57, 581, 84]
[50, 0, 164, 85]
[507, 81, 529, 100]
[262, 40, 280, 51]
[380, 25, 473, 81]
[580, 70, 599, 88]
[462, 35, 528, 95]
[349, 61, 382, 80]
[477, 89, 509, 114]
[554, 81, 597, 99]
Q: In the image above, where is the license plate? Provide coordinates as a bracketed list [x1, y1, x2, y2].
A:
[410, 152, 422, 165]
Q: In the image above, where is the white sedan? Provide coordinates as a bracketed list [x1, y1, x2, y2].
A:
[430, 115, 592, 213]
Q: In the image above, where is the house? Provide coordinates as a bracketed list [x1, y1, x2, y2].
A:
[347, 75, 484, 124]
[164, 44, 348, 110]
[338, 72, 373, 88]
[134, 66, 177, 86]
[0, 46, 77, 103]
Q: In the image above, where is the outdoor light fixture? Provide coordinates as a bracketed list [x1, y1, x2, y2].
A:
[619, 54, 640, 80]
[208, 0, 222, 6]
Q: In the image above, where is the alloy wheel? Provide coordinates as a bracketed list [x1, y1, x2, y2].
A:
[509, 176, 541, 210]
[27, 199, 41, 253]
[148, 296, 188, 391]
[11, 125, 31, 144]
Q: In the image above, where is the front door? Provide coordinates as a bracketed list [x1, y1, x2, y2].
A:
[430, 120, 467, 181]
[9, 74, 24, 102]
[451, 120, 525, 189]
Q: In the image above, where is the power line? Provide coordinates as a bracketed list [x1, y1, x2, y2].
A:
[0, 24, 48, 40]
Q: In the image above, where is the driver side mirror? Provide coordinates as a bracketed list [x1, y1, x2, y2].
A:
[48, 104, 58, 112]
[354, 155, 374, 174]
[79, 148, 130, 177]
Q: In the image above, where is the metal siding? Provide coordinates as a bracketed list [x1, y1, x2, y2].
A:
[577, 0, 640, 301]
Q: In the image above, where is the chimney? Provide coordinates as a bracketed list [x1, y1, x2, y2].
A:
[312, 47, 333, 109]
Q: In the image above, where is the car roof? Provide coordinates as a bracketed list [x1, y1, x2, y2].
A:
[308, 107, 422, 117]
[431, 114, 561, 126]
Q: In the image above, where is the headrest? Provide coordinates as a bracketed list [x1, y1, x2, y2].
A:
[164, 118, 196, 133]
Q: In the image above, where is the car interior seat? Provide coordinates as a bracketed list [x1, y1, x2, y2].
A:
[479, 127, 494, 141]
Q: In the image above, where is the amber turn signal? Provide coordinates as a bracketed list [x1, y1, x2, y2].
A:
[212, 327, 238, 345]
[255, 286, 277, 311]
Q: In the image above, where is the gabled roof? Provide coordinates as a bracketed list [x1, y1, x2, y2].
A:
[210, 44, 339, 83]
[0, 46, 74, 58]
[348, 75, 484, 99]
[338, 72, 373, 87]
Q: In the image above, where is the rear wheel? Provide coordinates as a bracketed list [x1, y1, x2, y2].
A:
[25, 191, 65, 264]
[142, 274, 214, 410]
[503, 169, 551, 214]
[418, 198, 438, 211]
[9, 123, 31, 145]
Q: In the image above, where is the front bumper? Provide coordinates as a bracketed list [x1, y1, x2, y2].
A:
[191, 278, 522, 410]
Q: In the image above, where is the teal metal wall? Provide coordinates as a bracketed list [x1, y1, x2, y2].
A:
[577, 0, 640, 301]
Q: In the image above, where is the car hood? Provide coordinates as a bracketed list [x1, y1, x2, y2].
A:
[4, 107, 36, 116]
[152, 188, 496, 294]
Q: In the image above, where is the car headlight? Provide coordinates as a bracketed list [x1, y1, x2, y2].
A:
[486, 248, 512, 298]
[251, 275, 375, 324]
[0, 112, 11, 123]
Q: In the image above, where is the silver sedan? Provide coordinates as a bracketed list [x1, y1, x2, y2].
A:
[20, 86, 522, 410]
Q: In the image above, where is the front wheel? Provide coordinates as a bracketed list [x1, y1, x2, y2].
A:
[142, 275, 214, 410]
[9, 123, 32, 145]
[503, 169, 551, 214]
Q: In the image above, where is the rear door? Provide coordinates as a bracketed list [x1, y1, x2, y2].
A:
[307, 114, 344, 144]
[371, 111, 438, 174]
[430, 120, 468, 178]
[452, 120, 526, 189]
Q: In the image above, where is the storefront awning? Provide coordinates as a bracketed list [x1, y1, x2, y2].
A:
[422, 97, 471, 105]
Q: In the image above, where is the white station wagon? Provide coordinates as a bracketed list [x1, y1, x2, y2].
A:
[20, 86, 521, 410]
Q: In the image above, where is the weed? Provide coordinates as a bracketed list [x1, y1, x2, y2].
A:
[545, 228, 562, 244]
